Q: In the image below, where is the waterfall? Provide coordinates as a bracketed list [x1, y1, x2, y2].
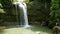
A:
[14, 2, 30, 27]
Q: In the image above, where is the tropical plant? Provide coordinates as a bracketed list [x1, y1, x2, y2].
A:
[49, 0, 59, 27]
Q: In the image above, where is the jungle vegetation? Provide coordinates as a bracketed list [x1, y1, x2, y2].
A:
[0, 0, 60, 28]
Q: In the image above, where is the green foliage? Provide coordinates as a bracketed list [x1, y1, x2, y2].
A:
[27, 0, 53, 25]
[28, 0, 49, 22]
[0, 0, 12, 8]
[49, 0, 59, 25]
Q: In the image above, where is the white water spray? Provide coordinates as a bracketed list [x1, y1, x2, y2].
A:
[14, 2, 30, 27]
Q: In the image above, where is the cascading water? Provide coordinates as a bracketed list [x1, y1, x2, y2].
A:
[14, 2, 30, 27]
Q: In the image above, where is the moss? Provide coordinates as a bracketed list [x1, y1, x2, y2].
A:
[0, 3, 3, 8]
[0, 9, 5, 13]
[53, 26, 60, 34]
[12, 0, 29, 4]
[53, 26, 60, 30]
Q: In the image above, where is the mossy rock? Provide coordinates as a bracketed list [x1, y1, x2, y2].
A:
[0, 3, 3, 8]
[12, 0, 29, 4]
[53, 26, 60, 34]
[53, 26, 60, 31]
[53, 26, 60, 29]
[0, 9, 5, 13]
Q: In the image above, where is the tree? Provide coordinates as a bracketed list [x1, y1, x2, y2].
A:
[49, 0, 59, 27]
